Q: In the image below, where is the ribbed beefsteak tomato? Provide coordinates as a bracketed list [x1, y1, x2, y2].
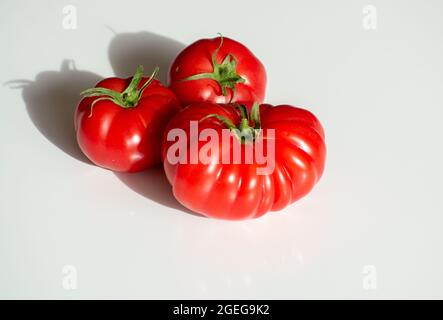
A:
[168, 36, 266, 107]
[161, 102, 326, 220]
[75, 66, 180, 172]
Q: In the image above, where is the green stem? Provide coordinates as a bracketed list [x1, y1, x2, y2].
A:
[80, 65, 159, 115]
[234, 104, 249, 120]
[200, 114, 237, 130]
[182, 73, 216, 81]
[181, 34, 245, 100]
[250, 102, 261, 129]
[199, 103, 262, 144]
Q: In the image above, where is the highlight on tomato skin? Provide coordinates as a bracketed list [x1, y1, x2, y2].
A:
[161, 102, 326, 220]
[168, 35, 267, 108]
[75, 66, 181, 173]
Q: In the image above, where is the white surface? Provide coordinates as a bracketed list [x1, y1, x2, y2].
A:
[1, 0, 443, 299]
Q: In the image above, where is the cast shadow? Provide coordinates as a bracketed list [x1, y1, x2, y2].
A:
[115, 165, 201, 217]
[6, 59, 101, 163]
[108, 30, 185, 84]
[8, 31, 197, 217]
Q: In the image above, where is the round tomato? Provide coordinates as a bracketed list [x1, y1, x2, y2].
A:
[161, 102, 326, 220]
[75, 66, 180, 172]
[168, 35, 266, 107]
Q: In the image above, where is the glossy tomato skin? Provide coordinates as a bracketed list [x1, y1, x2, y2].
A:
[75, 77, 180, 172]
[168, 37, 266, 107]
[161, 103, 326, 220]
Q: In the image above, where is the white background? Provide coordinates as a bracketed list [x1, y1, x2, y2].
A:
[1, 0, 443, 299]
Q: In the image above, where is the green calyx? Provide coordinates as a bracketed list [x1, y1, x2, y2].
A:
[80, 65, 159, 117]
[200, 102, 261, 143]
[181, 35, 245, 98]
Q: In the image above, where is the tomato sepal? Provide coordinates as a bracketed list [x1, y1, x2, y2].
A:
[181, 35, 245, 99]
[80, 65, 159, 117]
[200, 102, 262, 143]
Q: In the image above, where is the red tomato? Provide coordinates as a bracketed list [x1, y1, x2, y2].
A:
[75, 66, 180, 172]
[168, 36, 267, 107]
[161, 102, 326, 220]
